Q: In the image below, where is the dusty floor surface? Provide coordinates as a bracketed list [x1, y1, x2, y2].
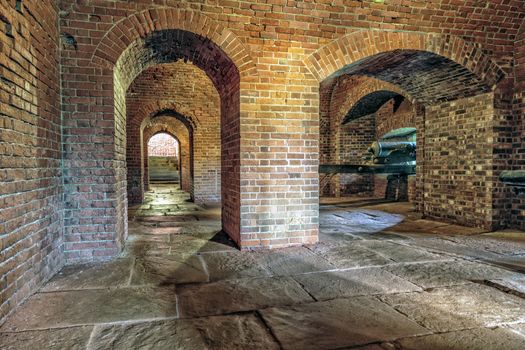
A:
[2, 184, 525, 349]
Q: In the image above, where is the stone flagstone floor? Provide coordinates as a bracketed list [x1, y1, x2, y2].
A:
[1, 184, 525, 349]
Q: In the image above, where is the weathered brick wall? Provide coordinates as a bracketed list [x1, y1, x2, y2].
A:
[55, 0, 522, 258]
[375, 99, 416, 138]
[510, 24, 525, 229]
[338, 115, 375, 196]
[422, 93, 495, 229]
[126, 62, 221, 204]
[147, 133, 178, 157]
[0, 0, 63, 323]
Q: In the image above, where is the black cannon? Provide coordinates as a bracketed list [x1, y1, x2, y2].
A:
[320, 127, 416, 175]
[366, 127, 416, 165]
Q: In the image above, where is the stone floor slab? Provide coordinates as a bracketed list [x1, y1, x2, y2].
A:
[0, 287, 178, 331]
[486, 275, 525, 297]
[0, 326, 93, 350]
[385, 260, 517, 289]
[308, 242, 393, 269]
[253, 246, 335, 276]
[41, 258, 132, 292]
[355, 240, 445, 263]
[396, 327, 525, 350]
[448, 235, 525, 256]
[131, 255, 208, 285]
[294, 268, 422, 300]
[380, 283, 525, 332]
[260, 297, 428, 350]
[89, 314, 278, 350]
[177, 276, 313, 318]
[200, 251, 271, 281]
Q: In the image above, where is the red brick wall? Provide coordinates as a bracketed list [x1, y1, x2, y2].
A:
[126, 62, 221, 204]
[0, 0, 62, 323]
[422, 93, 495, 229]
[510, 24, 525, 229]
[54, 1, 521, 259]
[147, 133, 178, 157]
[375, 99, 416, 138]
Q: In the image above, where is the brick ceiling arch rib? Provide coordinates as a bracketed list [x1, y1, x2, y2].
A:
[144, 125, 186, 148]
[146, 131, 180, 148]
[136, 101, 198, 134]
[325, 75, 415, 127]
[114, 28, 239, 97]
[91, 8, 257, 78]
[306, 31, 506, 104]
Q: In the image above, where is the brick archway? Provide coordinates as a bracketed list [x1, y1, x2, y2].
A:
[332, 76, 414, 127]
[312, 31, 505, 230]
[304, 31, 504, 87]
[61, 9, 248, 259]
[90, 8, 257, 78]
[143, 125, 191, 196]
[142, 114, 193, 197]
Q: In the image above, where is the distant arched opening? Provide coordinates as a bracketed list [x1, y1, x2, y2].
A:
[147, 133, 180, 184]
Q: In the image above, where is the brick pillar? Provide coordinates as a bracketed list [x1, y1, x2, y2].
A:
[62, 70, 126, 263]
[238, 71, 319, 249]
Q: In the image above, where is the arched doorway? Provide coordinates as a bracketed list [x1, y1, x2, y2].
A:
[317, 47, 500, 232]
[147, 132, 180, 185]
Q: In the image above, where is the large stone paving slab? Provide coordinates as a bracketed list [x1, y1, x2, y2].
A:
[177, 276, 313, 318]
[380, 284, 525, 332]
[396, 327, 525, 350]
[200, 251, 271, 281]
[355, 240, 445, 263]
[447, 234, 525, 256]
[89, 314, 278, 350]
[0, 287, 178, 331]
[260, 297, 429, 350]
[308, 242, 393, 268]
[253, 246, 335, 276]
[41, 258, 133, 291]
[0, 326, 93, 350]
[320, 209, 404, 236]
[125, 235, 224, 257]
[294, 268, 422, 300]
[486, 274, 525, 297]
[385, 260, 518, 289]
[409, 237, 498, 260]
[131, 254, 208, 285]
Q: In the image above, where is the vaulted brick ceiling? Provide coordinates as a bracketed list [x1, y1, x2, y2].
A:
[116, 29, 239, 95]
[329, 50, 492, 106]
[342, 91, 405, 124]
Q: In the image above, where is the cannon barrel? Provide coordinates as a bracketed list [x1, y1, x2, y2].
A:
[368, 141, 416, 165]
[368, 141, 416, 158]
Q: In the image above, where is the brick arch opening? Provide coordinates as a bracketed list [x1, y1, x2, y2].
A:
[127, 60, 222, 207]
[317, 43, 500, 229]
[66, 25, 244, 260]
[145, 131, 181, 189]
[305, 31, 504, 88]
[320, 75, 418, 199]
[142, 113, 193, 201]
[91, 8, 257, 78]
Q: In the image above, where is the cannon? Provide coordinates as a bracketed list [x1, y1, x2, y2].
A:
[365, 127, 416, 165]
[320, 127, 416, 175]
[367, 140, 416, 164]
